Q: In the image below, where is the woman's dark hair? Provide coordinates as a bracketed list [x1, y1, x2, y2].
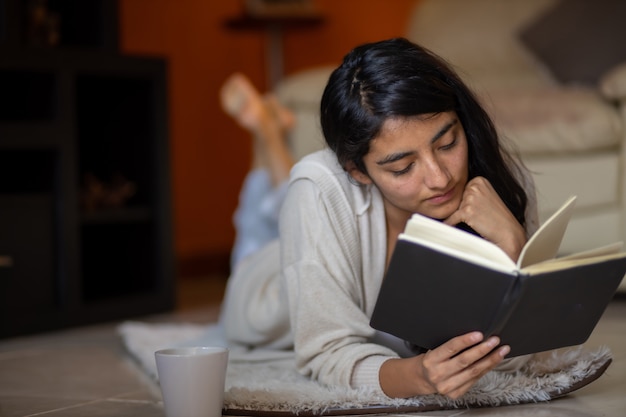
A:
[320, 37, 528, 227]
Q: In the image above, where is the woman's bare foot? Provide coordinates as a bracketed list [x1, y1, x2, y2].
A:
[220, 73, 271, 134]
[264, 94, 296, 134]
[220, 73, 295, 186]
[220, 73, 296, 135]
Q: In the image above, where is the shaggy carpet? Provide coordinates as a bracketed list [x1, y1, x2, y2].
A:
[118, 321, 612, 415]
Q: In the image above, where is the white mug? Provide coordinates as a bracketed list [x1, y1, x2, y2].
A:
[155, 346, 229, 417]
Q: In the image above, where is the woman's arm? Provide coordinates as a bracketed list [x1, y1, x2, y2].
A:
[281, 160, 521, 399]
[281, 176, 511, 399]
[443, 176, 527, 261]
[279, 170, 398, 389]
[376, 174, 531, 399]
[380, 332, 510, 399]
[220, 240, 292, 349]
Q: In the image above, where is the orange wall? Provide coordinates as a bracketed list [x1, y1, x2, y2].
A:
[119, 0, 417, 272]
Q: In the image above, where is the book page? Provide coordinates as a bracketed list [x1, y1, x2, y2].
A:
[402, 195, 578, 273]
[402, 214, 516, 273]
[522, 250, 626, 274]
[517, 196, 577, 269]
[557, 242, 624, 262]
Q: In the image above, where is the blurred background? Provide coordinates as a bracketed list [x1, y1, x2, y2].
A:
[0, 0, 417, 337]
[2, 0, 625, 337]
[118, 0, 416, 276]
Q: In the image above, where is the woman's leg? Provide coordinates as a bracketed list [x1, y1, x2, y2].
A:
[230, 169, 283, 268]
[220, 73, 294, 186]
[220, 73, 295, 268]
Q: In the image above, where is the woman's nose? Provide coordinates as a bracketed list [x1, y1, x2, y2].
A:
[423, 157, 450, 189]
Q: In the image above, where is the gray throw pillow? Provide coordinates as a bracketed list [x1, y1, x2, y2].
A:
[519, 0, 626, 85]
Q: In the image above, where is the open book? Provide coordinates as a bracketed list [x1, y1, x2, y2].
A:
[370, 196, 626, 357]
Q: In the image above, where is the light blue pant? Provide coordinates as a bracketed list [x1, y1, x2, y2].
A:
[230, 169, 288, 270]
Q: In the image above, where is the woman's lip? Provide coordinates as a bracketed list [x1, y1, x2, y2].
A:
[428, 188, 455, 205]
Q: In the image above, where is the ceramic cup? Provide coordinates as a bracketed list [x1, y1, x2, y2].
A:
[155, 346, 229, 417]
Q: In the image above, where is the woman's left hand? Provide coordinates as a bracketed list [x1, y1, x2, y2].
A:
[443, 176, 526, 261]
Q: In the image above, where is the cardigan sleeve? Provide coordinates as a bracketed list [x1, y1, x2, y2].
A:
[220, 239, 292, 350]
[280, 172, 398, 393]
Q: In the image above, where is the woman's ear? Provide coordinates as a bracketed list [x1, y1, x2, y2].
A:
[346, 161, 372, 185]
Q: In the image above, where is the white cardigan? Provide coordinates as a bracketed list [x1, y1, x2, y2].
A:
[220, 148, 539, 396]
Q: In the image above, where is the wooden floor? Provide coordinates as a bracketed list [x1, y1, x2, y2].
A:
[2, 299, 626, 417]
[2, 274, 626, 416]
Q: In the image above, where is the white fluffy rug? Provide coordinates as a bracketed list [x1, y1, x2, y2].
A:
[118, 321, 612, 415]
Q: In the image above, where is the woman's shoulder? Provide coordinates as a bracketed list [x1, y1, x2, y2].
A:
[292, 148, 343, 176]
[289, 148, 376, 215]
[289, 149, 349, 190]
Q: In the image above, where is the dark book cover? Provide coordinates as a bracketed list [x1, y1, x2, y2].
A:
[370, 239, 626, 356]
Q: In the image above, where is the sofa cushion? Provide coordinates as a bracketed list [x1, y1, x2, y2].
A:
[275, 66, 335, 108]
[519, 0, 626, 86]
[276, 67, 623, 157]
[406, 0, 559, 90]
[483, 88, 623, 155]
[275, 67, 335, 160]
[600, 63, 626, 101]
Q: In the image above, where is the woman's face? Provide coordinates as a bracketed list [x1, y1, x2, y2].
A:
[351, 111, 469, 227]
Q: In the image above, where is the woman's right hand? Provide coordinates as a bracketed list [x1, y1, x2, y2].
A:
[379, 332, 510, 399]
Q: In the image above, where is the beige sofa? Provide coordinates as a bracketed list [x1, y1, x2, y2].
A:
[275, 0, 626, 289]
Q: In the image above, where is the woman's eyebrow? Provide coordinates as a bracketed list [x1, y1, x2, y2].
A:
[376, 118, 459, 166]
[376, 151, 415, 166]
[430, 118, 458, 144]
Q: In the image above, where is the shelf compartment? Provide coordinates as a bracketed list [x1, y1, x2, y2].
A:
[80, 222, 157, 302]
[0, 149, 60, 336]
[75, 73, 157, 211]
[0, 148, 57, 193]
[81, 206, 153, 224]
[0, 1, 5, 45]
[0, 69, 56, 122]
[0, 194, 57, 311]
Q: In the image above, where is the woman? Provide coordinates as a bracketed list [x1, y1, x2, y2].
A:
[220, 38, 539, 399]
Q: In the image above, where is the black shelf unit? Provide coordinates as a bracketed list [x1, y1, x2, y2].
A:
[0, 0, 174, 338]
